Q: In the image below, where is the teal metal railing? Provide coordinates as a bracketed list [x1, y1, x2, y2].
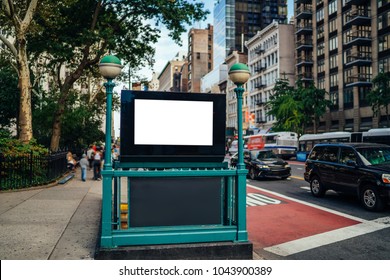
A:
[100, 162, 248, 248]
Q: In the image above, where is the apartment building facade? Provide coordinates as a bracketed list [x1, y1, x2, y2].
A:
[157, 52, 187, 92]
[295, 0, 390, 132]
[223, 51, 249, 134]
[246, 21, 295, 133]
[187, 25, 213, 93]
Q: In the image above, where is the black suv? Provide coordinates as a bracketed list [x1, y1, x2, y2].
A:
[231, 149, 291, 180]
[304, 143, 390, 211]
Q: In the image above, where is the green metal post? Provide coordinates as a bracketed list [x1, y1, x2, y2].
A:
[98, 55, 123, 248]
[235, 84, 248, 241]
[101, 78, 115, 247]
[103, 79, 114, 170]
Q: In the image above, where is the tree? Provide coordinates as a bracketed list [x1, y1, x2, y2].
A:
[267, 79, 332, 134]
[27, 0, 208, 151]
[296, 80, 332, 134]
[0, 57, 19, 131]
[267, 78, 305, 134]
[32, 87, 107, 149]
[0, 0, 40, 143]
[367, 72, 390, 127]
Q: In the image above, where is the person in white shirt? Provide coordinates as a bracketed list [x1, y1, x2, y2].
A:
[93, 149, 102, 180]
[86, 145, 94, 170]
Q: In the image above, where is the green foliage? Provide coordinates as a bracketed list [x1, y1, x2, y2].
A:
[0, 59, 19, 129]
[32, 88, 106, 149]
[0, 138, 48, 157]
[23, 0, 209, 150]
[0, 138, 67, 190]
[267, 78, 305, 134]
[297, 80, 332, 132]
[267, 78, 331, 134]
[367, 72, 390, 127]
[28, 0, 209, 71]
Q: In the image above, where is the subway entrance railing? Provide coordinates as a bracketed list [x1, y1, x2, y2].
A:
[99, 161, 248, 248]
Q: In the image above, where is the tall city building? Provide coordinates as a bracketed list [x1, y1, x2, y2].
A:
[157, 52, 187, 91]
[295, 0, 390, 133]
[187, 24, 213, 92]
[202, 0, 287, 92]
[246, 21, 295, 133]
[213, 0, 288, 67]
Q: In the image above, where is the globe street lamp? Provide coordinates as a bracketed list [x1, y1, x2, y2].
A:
[228, 63, 250, 170]
[98, 55, 124, 170]
[228, 63, 250, 241]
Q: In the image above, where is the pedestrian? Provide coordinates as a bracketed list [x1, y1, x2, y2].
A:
[93, 148, 102, 180]
[67, 151, 76, 172]
[80, 154, 89, 182]
[87, 145, 94, 170]
[111, 146, 118, 162]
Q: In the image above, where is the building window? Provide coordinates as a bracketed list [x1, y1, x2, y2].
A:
[317, 25, 324, 40]
[330, 90, 339, 111]
[379, 56, 390, 72]
[379, 34, 390, 52]
[359, 87, 371, 107]
[316, 8, 324, 21]
[344, 118, 354, 131]
[329, 17, 337, 33]
[317, 58, 325, 73]
[344, 67, 353, 84]
[379, 14, 383, 30]
[343, 88, 353, 109]
[317, 41, 325, 56]
[330, 73, 338, 87]
[317, 77, 325, 89]
[329, 36, 338, 51]
[329, 54, 338, 69]
[328, 0, 337, 16]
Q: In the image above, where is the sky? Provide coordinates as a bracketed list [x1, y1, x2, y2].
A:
[137, 0, 294, 80]
[114, 0, 294, 137]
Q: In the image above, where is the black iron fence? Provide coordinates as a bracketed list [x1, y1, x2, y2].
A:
[0, 151, 68, 191]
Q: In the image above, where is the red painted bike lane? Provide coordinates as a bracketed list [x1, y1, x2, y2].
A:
[246, 185, 361, 250]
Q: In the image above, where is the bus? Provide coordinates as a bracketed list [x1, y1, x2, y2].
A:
[362, 128, 390, 145]
[297, 128, 390, 161]
[245, 131, 299, 159]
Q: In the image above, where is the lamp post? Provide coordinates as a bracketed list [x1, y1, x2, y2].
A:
[98, 55, 124, 170]
[228, 63, 250, 241]
[98, 55, 123, 247]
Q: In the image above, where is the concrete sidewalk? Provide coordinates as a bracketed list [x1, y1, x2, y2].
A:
[0, 168, 262, 260]
[0, 168, 102, 260]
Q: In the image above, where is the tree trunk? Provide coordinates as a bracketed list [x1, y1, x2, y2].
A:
[50, 86, 70, 152]
[17, 36, 33, 143]
[2, 0, 39, 143]
[49, 68, 87, 151]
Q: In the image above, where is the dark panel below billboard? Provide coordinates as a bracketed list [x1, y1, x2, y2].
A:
[129, 177, 222, 227]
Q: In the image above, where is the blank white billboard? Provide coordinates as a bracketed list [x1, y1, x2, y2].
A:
[134, 99, 213, 146]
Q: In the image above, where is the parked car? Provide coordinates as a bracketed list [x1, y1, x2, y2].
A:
[231, 149, 291, 180]
[304, 142, 390, 211]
